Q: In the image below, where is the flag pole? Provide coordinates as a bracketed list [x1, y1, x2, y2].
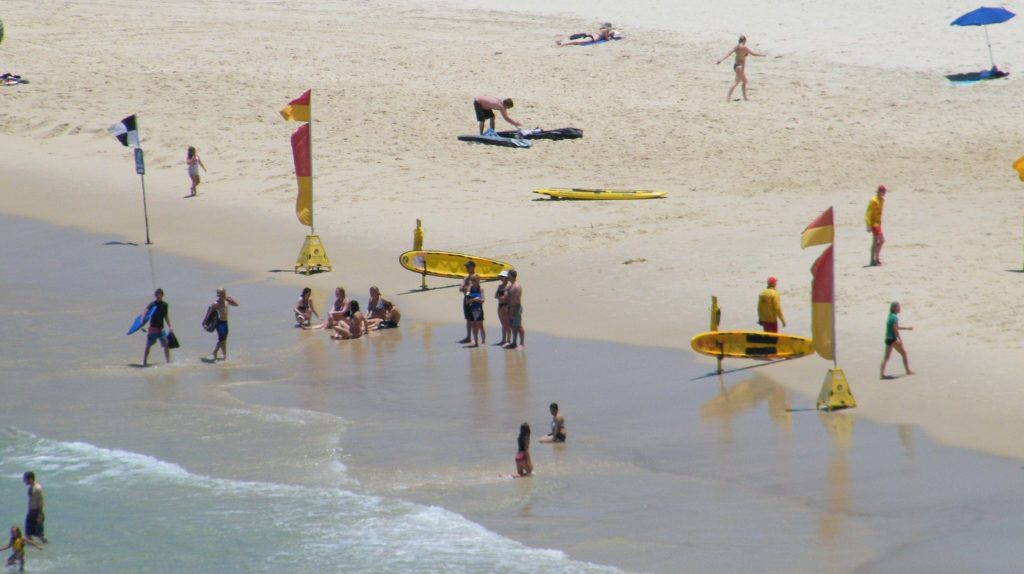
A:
[308, 90, 314, 235]
[137, 115, 151, 245]
[831, 206, 837, 366]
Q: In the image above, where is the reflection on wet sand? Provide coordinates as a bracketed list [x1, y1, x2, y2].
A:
[818, 411, 854, 543]
[700, 373, 792, 443]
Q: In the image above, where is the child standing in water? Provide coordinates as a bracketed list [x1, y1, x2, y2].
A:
[1, 526, 42, 572]
[515, 422, 533, 477]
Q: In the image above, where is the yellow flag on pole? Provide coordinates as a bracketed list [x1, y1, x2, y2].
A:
[280, 90, 311, 122]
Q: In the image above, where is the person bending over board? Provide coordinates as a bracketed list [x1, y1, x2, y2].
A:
[474, 95, 521, 135]
[539, 403, 567, 443]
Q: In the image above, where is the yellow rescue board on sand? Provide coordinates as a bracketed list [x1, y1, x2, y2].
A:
[398, 250, 514, 280]
[533, 188, 667, 200]
[690, 331, 814, 360]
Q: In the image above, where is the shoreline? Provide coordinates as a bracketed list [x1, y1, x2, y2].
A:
[2, 0, 1024, 552]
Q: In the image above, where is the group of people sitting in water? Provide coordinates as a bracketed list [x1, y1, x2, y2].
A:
[294, 286, 401, 340]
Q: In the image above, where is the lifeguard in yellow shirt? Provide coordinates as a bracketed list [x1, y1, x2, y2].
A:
[757, 276, 786, 333]
[866, 184, 887, 266]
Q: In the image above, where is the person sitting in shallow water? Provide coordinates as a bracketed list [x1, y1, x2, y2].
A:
[294, 287, 320, 327]
[365, 286, 401, 330]
[557, 23, 621, 46]
[332, 300, 368, 340]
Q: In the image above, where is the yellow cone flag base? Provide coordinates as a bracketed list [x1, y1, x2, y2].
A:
[295, 234, 332, 275]
[816, 367, 856, 411]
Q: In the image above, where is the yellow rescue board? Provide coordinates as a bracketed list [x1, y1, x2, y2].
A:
[533, 188, 667, 200]
[398, 250, 514, 280]
[690, 331, 814, 360]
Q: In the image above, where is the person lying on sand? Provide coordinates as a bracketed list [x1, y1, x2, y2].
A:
[557, 23, 621, 46]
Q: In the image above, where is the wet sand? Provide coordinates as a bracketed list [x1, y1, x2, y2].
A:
[2, 216, 1024, 573]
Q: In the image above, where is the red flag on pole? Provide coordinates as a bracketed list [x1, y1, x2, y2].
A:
[291, 124, 312, 227]
[810, 245, 835, 360]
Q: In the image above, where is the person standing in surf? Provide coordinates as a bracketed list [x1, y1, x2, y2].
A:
[2, 526, 43, 572]
[143, 288, 174, 366]
[186, 146, 207, 197]
[208, 287, 238, 361]
[503, 269, 525, 349]
[515, 422, 533, 477]
[457, 261, 479, 344]
[716, 35, 764, 101]
[495, 270, 511, 346]
[21, 472, 46, 545]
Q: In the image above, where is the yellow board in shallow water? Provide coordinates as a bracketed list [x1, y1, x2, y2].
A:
[533, 188, 667, 200]
[690, 331, 814, 360]
[398, 250, 514, 280]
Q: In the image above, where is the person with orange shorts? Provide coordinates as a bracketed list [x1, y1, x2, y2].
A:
[866, 184, 887, 266]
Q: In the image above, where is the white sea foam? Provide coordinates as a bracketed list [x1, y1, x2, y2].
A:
[0, 429, 623, 573]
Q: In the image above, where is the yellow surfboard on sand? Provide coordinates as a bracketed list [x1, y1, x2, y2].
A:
[690, 331, 814, 360]
[398, 250, 514, 280]
[533, 188, 667, 200]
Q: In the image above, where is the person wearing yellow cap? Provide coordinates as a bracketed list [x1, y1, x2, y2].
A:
[757, 277, 786, 333]
[866, 184, 887, 266]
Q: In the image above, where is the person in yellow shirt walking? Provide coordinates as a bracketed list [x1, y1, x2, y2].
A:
[865, 184, 887, 266]
[757, 276, 786, 333]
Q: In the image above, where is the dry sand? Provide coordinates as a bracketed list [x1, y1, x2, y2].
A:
[1, 0, 1023, 468]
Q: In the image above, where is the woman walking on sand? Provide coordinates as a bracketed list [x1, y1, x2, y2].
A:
[716, 35, 764, 101]
[186, 146, 207, 197]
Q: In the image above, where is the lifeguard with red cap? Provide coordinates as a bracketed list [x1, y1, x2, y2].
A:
[866, 184, 887, 266]
[757, 276, 786, 333]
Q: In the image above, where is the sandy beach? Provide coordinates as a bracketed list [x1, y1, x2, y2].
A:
[2, 0, 1024, 570]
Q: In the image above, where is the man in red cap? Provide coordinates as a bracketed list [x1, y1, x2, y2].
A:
[865, 184, 887, 266]
[757, 276, 786, 333]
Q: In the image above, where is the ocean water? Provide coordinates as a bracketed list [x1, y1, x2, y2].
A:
[0, 429, 618, 573]
[3, 213, 1024, 574]
[0, 215, 619, 574]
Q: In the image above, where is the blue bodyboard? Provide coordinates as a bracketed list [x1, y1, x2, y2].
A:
[127, 305, 156, 335]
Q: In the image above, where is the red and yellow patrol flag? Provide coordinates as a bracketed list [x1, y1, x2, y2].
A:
[810, 245, 835, 360]
[280, 90, 311, 122]
[801, 206, 834, 249]
[291, 123, 312, 227]
[1013, 155, 1024, 182]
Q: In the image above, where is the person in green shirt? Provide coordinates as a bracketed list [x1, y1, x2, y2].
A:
[881, 301, 914, 379]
